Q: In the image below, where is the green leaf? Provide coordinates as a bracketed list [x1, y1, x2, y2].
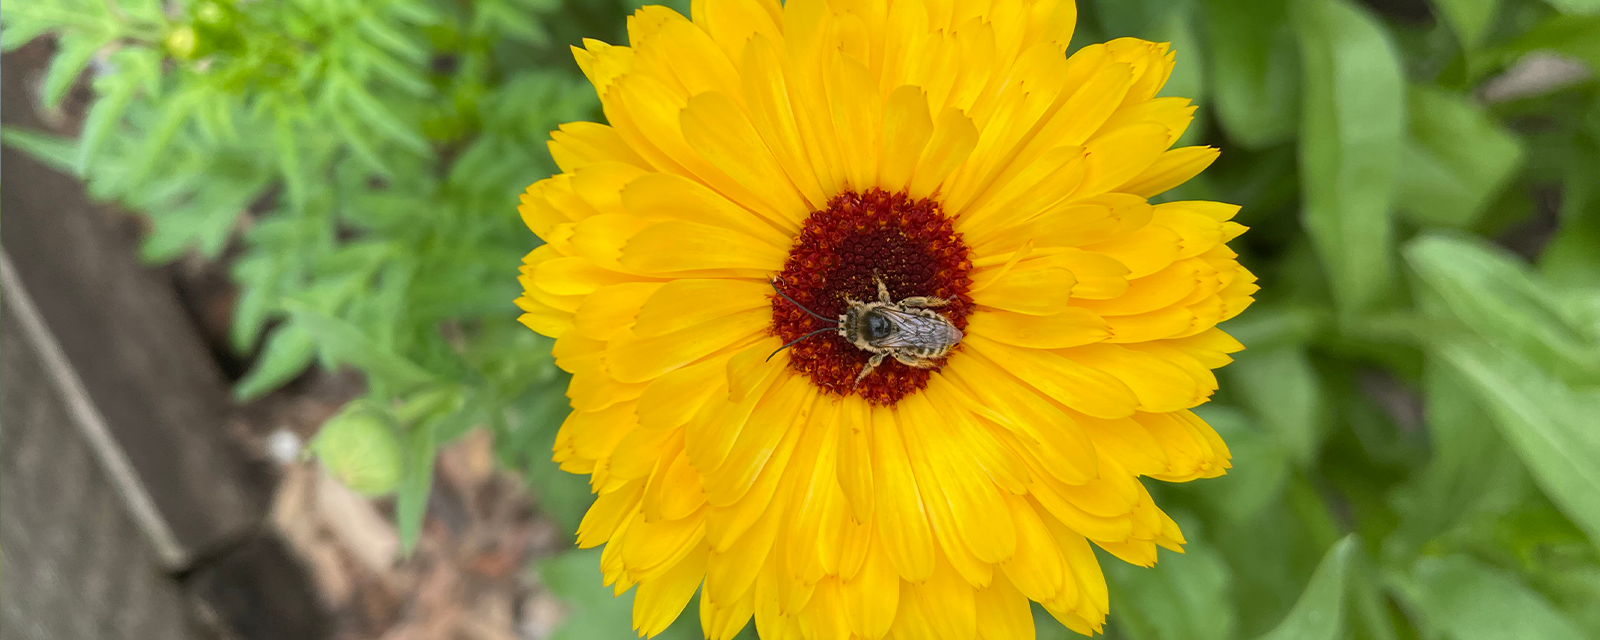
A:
[1293, 0, 1405, 313]
[235, 323, 317, 400]
[1191, 405, 1290, 523]
[1433, 0, 1501, 48]
[1389, 362, 1530, 557]
[1152, 8, 1207, 145]
[396, 415, 436, 555]
[1404, 556, 1589, 640]
[282, 299, 437, 394]
[1481, 16, 1600, 76]
[1407, 234, 1600, 383]
[1254, 535, 1357, 640]
[540, 550, 637, 640]
[40, 31, 107, 110]
[1435, 338, 1600, 551]
[1226, 346, 1325, 466]
[1, 126, 78, 173]
[1395, 86, 1524, 229]
[334, 75, 429, 154]
[1106, 516, 1236, 640]
[1093, 0, 1195, 38]
[1202, 0, 1300, 149]
[1543, 0, 1600, 16]
[75, 70, 140, 174]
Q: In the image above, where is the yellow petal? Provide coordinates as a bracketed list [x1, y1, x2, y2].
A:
[638, 349, 738, 429]
[622, 172, 792, 247]
[700, 587, 756, 640]
[620, 220, 785, 273]
[633, 543, 709, 637]
[842, 532, 899, 639]
[964, 308, 1109, 349]
[1121, 146, 1220, 198]
[870, 403, 936, 581]
[835, 396, 875, 522]
[971, 267, 1075, 316]
[740, 35, 828, 208]
[1075, 122, 1172, 199]
[634, 278, 769, 337]
[909, 106, 979, 199]
[939, 355, 1098, 484]
[909, 555, 977, 640]
[975, 572, 1034, 640]
[704, 377, 816, 506]
[1000, 493, 1071, 605]
[681, 90, 811, 226]
[622, 505, 705, 581]
[1062, 343, 1201, 412]
[1081, 222, 1183, 279]
[879, 85, 935, 193]
[577, 478, 644, 548]
[901, 392, 1015, 566]
[605, 307, 767, 383]
[515, 294, 573, 338]
[548, 121, 651, 172]
[827, 50, 883, 192]
[694, 0, 784, 62]
[965, 335, 1139, 419]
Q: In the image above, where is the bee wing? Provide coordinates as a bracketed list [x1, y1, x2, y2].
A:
[872, 308, 957, 349]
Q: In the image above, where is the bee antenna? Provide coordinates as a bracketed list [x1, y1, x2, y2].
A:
[769, 277, 837, 323]
[766, 328, 837, 362]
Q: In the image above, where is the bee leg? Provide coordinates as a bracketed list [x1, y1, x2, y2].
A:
[892, 352, 938, 369]
[899, 296, 951, 308]
[875, 276, 892, 303]
[854, 353, 887, 385]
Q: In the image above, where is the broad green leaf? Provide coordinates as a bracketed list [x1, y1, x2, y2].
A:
[1152, 9, 1207, 145]
[1395, 86, 1524, 229]
[1, 126, 78, 173]
[1202, 0, 1300, 148]
[538, 549, 704, 640]
[1407, 234, 1600, 383]
[1405, 556, 1589, 640]
[311, 403, 404, 496]
[1543, 0, 1600, 16]
[1226, 347, 1324, 466]
[1094, 0, 1194, 38]
[1254, 535, 1357, 640]
[541, 550, 638, 640]
[1191, 405, 1290, 523]
[396, 416, 436, 555]
[1434, 0, 1501, 47]
[283, 299, 437, 394]
[1293, 0, 1405, 313]
[1106, 516, 1236, 640]
[235, 323, 317, 400]
[1436, 338, 1600, 551]
[1540, 149, 1600, 290]
[1482, 16, 1600, 76]
[1388, 362, 1529, 558]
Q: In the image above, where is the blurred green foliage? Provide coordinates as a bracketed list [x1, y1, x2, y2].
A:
[5, 0, 1600, 637]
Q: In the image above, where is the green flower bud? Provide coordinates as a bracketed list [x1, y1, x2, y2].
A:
[311, 405, 404, 497]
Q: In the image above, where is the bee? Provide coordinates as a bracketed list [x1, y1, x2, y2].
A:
[768, 276, 965, 384]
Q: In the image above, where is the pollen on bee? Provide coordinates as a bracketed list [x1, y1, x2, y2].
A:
[770, 189, 974, 405]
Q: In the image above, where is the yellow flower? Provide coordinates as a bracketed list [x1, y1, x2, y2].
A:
[516, 1, 1255, 638]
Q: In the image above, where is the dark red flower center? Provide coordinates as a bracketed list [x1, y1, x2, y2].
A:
[770, 189, 974, 405]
